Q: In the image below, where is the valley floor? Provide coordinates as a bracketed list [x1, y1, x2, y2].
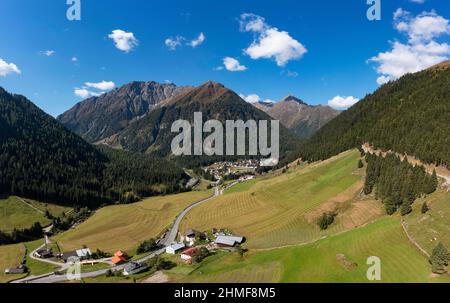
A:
[1, 150, 449, 283]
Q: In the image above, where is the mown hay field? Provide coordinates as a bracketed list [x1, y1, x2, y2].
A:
[0, 243, 26, 283]
[173, 218, 449, 283]
[54, 190, 211, 254]
[0, 196, 71, 231]
[180, 150, 381, 249]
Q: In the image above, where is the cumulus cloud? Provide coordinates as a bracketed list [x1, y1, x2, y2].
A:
[240, 13, 307, 67]
[239, 93, 275, 104]
[85, 81, 115, 90]
[189, 32, 206, 48]
[74, 81, 115, 99]
[328, 96, 359, 110]
[74, 88, 98, 99]
[370, 9, 450, 85]
[0, 58, 21, 77]
[108, 30, 138, 52]
[165, 36, 185, 51]
[71, 57, 78, 62]
[223, 57, 247, 72]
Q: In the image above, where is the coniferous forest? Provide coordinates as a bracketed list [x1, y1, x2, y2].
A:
[0, 88, 188, 208]
[364, 153, 438, 215]
[298, 65, 450, 167]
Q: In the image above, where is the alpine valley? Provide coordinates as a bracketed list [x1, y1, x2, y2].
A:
[1, 57, 450, 284]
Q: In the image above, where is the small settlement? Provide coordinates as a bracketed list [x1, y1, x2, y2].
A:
[166, 228, 245, 264]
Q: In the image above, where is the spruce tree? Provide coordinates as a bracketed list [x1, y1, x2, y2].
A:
[421, 202, 429, 214]
[429, 243, 450, 275]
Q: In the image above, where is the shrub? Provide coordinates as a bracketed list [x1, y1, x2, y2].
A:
[317, 212, 337, 230]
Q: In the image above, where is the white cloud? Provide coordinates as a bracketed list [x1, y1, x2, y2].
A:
[165, 36, 185, 51]
[189, 32, 206, 48]
[239, 93, 260, 103]
[71, 57, 78, 62]
[85, 81, 115, 90]
[40, 50, 55, 57]
[409, 0, 425, 3]
[223, 57, 247, 72]
[108, 30, 138, 52]
[74, 88, 100, 99]
[240, 13, 307, 67]
[370, 9, 450, 84]
[328, 96, 359, 110]
[74, 81, 115, 99]
[0, 58, 21, 77]
[286, 70, 299, 78]
[239, 93, 275, 104]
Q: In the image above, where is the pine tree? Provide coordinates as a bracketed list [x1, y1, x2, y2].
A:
[429, 243, 450, 274]
[400, 202, 412, 216]
[421, 202, 429, 214]
[358, 159, 364, 169]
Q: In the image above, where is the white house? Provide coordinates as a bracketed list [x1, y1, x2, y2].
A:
[166, 243, 185, 254]
[76, 248, 92, 259]
[185, 230, 196, 243]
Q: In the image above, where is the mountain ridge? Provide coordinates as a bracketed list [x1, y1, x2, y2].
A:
[57, 81, 190, 143]
[298, 61, 450, 166]
[252, 94, 340, 139]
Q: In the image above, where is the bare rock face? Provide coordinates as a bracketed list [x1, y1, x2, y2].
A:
[253, 95, 340, 139]
[57, 81, 189, 143]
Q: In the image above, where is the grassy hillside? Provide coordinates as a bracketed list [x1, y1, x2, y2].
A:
[181, 150, 383, 249]
[0, 196, 71, 231]
[171, 218, 449, 283]
[54, 190, 212, 254]
[0, 243, 26, 283]
[404, 188, 450, 254]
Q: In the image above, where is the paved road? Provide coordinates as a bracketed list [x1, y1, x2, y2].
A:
[14, 184, 222, 284]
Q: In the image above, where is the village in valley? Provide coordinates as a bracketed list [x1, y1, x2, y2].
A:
[4, 225, 246, 281]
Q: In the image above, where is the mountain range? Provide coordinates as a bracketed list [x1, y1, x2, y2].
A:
[57, 81, 190, 143]
[59, 81, 302, 167]
[253, 95, 340, 139]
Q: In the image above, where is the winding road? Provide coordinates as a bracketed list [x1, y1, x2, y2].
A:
[13, 183, 222, 283]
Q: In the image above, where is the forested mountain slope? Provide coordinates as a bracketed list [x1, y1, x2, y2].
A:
[0, 88, 187, 207]
[299, 62, 450, 167]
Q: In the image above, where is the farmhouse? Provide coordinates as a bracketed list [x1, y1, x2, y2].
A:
[61, 248, 92, 262]
[123, 262, 148, 276]
[215, 235, 244, 247]
[166, 243, 185, 254]
[181, 247, 199, 263]
[185, 230, 196, 243]
[76, 248, 92, 259]
[112, 250, 127, 265]
[35, 248, 53, 259]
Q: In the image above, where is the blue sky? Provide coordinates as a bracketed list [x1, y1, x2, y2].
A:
[0, 0, 449, 116]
